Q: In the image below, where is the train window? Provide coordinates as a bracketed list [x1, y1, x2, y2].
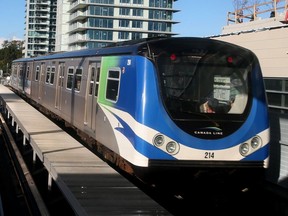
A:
[89, 67, 96, 95]
[95, 67, 100, 97]
[74, 68, 82, 92]
[18, 65, 24, 89]
[106, 68, 121, 102]
[35, 66, 40, 81]
[50, 67, 55, 85]
[26, 66, 30, 79]
[45, 67, 51, 84]
[89, 66, 100, 96]
[45, 66, 55, 85]
[66, 67, 82, 91]
[66, 67, 74, 90]
[156, 51, 249, 116]
[19, 65, 23, 78]
[11, 64, 17, 86]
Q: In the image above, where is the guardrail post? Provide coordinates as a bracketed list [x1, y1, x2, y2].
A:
[48, 174, 52, 191]
[23, 134, 27, 146]
[33, 150, 37, 164]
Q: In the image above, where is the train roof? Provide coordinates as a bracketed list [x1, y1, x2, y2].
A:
[13, 45, 137, 63]
[13, 36, 252, 63]
[12, 36, 169, 63]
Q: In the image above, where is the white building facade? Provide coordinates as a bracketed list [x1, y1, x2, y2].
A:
[24, 0, 179, 56]
[63, 0, 179, 51]
[24, 0, 57, 57]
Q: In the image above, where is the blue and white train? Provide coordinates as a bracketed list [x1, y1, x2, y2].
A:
[10, 37, 270, 181]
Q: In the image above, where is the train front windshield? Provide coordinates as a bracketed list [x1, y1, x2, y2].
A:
[149, 39, 253, 138]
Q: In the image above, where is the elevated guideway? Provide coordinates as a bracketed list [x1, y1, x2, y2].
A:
[0, 84, 171, 216]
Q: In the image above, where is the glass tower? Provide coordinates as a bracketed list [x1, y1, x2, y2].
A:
[24, 0, 57, 57]
[24, 0, 179, 55]
[65, 0, 179, 50]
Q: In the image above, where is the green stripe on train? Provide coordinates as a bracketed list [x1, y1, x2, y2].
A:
[98, 56, 120, 106]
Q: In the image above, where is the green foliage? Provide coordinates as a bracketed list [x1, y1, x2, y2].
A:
[0, 40, 24, 75]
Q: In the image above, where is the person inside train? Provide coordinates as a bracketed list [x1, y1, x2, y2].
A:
[199, 73, 246, 114]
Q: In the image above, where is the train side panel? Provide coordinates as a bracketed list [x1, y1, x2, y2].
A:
[54, 58, 87, 129]
[12, 56, 103, 144]
[28, 58, 87, 131]
[96, 55, 172, 167]
[96, 56, 134, 159]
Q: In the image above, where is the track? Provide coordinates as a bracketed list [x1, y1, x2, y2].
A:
[0, 113, 74, 216]
[0, 113, 48, 215]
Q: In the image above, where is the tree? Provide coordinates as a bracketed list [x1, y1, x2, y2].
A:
[233, 0, 264, 22]
[233, 0, 249, 11]
[0, 40, 24, 75]
[233, 0, 262, 10]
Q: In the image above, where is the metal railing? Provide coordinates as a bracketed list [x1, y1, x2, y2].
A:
[227, 0, 288, 25]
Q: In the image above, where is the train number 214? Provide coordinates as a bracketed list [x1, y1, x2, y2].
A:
[205, 152, 215, 159]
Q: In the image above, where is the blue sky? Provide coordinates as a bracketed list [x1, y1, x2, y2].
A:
[173, 1, 234, 36]
[0, 0, 234, 44]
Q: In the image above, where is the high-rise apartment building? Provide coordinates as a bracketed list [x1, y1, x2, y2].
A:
[24, 0, 179, 57]
[24, 0, 57, 57]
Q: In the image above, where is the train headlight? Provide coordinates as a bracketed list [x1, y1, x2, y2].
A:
[166, 141, 179, 155]
[251, 136, 261, 149]
[153, 134, 165, 147]
[239, 143, 249, 156]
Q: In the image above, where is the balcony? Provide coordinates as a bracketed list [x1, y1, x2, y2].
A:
[69, 34, 88, 43]
[70, 11, 87, 22]
[35, 27, 49, 32]
[69, 0, 88, 13]
[35, 0, 50, 5]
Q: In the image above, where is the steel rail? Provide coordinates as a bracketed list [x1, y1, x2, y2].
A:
[0, 113, 50, 216]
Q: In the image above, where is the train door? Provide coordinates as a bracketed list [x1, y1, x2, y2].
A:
[38, 62, 45, 101]
[24, 64, 31, 95]
[84, 61, 101, 132]
[18, 63, 26, 91]
[55, 62, 65, 110]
